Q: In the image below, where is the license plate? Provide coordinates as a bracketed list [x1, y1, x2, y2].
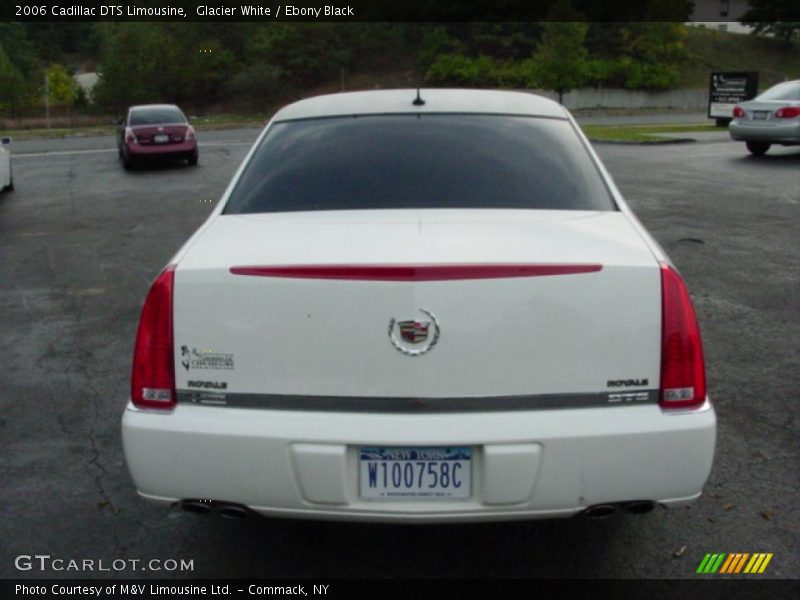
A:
[359, 446, 472, 500]
[752, 111, 768, 120]
[154, 134, 169, 143]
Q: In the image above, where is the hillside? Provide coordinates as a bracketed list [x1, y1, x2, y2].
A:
[680, 27, 800, 90]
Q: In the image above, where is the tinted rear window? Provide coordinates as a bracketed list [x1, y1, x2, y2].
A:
[224, 114, 614, 214]
[129, 107, 186, 126]
[757, 82, 800, 101]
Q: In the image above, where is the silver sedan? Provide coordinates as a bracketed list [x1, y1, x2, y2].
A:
[729, 80, 800, 156]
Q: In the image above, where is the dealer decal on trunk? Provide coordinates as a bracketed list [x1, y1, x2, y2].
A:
[180, 345, 235, 371]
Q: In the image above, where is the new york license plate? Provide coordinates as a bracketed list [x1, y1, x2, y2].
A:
[359, 446, 472, 500]
[154, 134, 169, 143]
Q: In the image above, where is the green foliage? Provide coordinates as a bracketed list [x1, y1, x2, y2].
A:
[621, 24, 686, 90]
[584, 22, 686, 90]
[425, 54, 496, 87]
[424, 53, 538, 88]
[417, 26, 466, 69]
[0, 19, 706, 117]
[0, 23, 39, 78]
[614, 57, 681, 90]
[93, 23, 172, 110]
[23, 23, 100, 61]
[0, 45, 30, 111]
[0, 23, 41, 111]
[93, 23, 236, 111]
[532, 18, 590, 100]
[45, 63, 78, 106]
[226, 63, 283, 108]
[741, 0, 800, 42]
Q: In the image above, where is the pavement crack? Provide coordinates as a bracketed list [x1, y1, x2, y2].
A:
[62, 290, 121, 516]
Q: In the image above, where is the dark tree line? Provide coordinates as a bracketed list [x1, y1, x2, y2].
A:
[2, 0, 792, 116]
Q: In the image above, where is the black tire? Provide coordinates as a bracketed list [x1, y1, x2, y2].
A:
[746, 141, 771, 156]
[188, 153, 198, 166]
[6, 178, 12, 192]
[122, 157, 132, 170]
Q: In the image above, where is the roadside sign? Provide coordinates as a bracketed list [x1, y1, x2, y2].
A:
[708, 72, 759, 120]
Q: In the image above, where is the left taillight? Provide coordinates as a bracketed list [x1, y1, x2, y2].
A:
[732, 106, 745, 118]
[659, 263, 706, 410]
[125, 128, 137, 143]
[131, 265, 176, 410]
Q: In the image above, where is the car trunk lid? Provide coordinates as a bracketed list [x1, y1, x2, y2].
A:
[172, 210, 662, 403]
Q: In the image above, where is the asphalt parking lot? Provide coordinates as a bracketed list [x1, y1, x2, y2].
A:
[1, 128, 797, 580]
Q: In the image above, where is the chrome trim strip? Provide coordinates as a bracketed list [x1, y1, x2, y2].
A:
[176, 390, 659, 412]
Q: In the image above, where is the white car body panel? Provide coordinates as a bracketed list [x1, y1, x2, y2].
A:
[122, 89, 716, 522]
[123, 401, 715, 522]
[172, 210, 661, 398]
[0, 143, 11, 190]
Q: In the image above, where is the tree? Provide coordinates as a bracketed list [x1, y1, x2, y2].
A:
[740, 0, 800, 43]
[532, 1, 589, 103]
[611, 23, 686, 90]
[0, 45, 29, 112]
[45, 63, 78, 106]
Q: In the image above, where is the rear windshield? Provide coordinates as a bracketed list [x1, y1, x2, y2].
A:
[757, 82, 800, 101]
[224, 114, 615, 214]
[129, 107, 186, 126]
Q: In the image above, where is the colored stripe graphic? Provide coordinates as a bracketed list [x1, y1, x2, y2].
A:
[697, 553, 726, 574]
[698, 552, 773, 574]
[721, 553, 749, 574]
[696, 554, 713, 573]
[719, 554, 736, 573]
[734, 553, 750, 573]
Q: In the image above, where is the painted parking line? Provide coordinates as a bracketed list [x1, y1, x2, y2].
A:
[14, 148, 116, 159]
[13, 140, 253, 159]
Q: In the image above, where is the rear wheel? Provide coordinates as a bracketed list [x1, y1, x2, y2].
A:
[188, 153, 198, 166]
[746, 141, 771, 156]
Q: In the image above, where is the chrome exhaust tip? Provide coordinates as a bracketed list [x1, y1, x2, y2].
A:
[623, 500, 656, 515]
[218, 504, 251, 519]
[583, 504, 618, 519]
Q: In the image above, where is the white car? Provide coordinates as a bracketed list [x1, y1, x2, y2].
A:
[122, 89, 716, 523]
[0, 137, 12, 192]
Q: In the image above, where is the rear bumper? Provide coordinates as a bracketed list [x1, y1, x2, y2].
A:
[125, 140, 197, 159]
[122, 400, 716, 523]
[729, 120, 800, 144]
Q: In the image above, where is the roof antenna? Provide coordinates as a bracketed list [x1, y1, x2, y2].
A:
[413, 88, 425, 106]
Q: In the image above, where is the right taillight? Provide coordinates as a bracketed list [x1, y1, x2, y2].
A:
[775, 106, 800, 119]
[659, 262, 706, 410]
[131, 265, 177, 410]
[732, 106, 745, 118]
